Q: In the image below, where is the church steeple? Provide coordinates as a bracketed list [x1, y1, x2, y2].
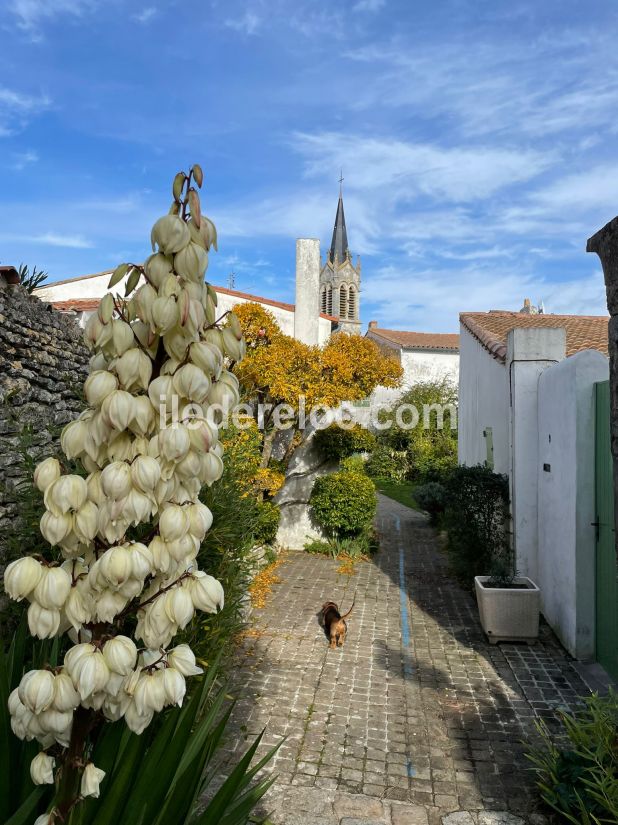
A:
[328, 179, 349, 265]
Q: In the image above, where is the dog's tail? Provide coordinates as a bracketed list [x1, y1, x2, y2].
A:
[341, 598, 355, 619]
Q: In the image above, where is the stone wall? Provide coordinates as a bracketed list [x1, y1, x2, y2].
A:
[587, 216, 618, 559]
[0, 282, 89, 557]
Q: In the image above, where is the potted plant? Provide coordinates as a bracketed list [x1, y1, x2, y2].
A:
[475, 545, 541, 644]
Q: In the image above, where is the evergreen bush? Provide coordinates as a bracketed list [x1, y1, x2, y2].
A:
[310, 471, 376, 537]
[365, 444, 409, 481]
[442, 465, 510, 586]
[313, 423, 375, 461]
[414, 481, 447, 525]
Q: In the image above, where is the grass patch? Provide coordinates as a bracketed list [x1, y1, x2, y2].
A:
[374, 478, 419, 510]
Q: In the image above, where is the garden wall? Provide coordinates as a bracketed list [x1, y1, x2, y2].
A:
[0, 282, 89, 557]
[537, 349, 608, 659]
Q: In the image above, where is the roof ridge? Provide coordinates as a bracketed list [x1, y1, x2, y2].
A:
[459, 310, 608, 362]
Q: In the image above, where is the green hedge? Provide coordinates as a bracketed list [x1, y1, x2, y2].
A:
[310, 470, 377, 537]
[365, 444, 408, 482]
[442, 465, 511, 586]
[313, 423, 375, 461]
[254, 500, 280, 545]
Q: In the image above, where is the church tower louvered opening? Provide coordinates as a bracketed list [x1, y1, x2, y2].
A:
[318, 181, 361, 334]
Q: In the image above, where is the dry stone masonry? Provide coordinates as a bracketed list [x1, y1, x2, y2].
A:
[0, 280, 89, 557]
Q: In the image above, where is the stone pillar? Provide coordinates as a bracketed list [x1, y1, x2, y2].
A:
[587, 216, 618, 558]
[294, 238, 320, 346]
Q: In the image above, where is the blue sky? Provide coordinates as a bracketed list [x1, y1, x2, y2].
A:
[0, 0, 617, 332]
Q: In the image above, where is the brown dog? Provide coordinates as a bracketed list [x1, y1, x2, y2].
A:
[320, 599, 355, 648]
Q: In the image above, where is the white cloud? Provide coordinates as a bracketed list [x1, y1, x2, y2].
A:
[0, 232, 94, 249]
[344, 34, 618, 141]
[0, 87, 51, 135]
[362, 265, 607, 332]
[292, 131, 553, 202]
[353, 0, 385, 11]
[8, 0, 98, 37]
[225, 10, 261, 36]
[11, 150, 39, 170]
[133, 7, 157, 24]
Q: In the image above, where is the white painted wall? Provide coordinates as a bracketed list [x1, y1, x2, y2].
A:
[537, 350, 608, 659]
[402, 349, 459, 386]
[369, 348, 459, 413]
[36, 272, 116, 302]
[35, 270, 333, 345]
[507, 327, 567, 582]
[457, 325, 510, 474]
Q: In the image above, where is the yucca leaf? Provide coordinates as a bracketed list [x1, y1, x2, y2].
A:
[153, 689, 228, 825]
[90, 730, 147, 825]
[3, 787, 48, 825]
[193, 731, 266, 823]
[79, 721, 128, 824]
[216, 775, 278, 825]
[0, 641, 14, 821]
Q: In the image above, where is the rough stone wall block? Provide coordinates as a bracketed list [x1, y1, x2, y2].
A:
[0, 283, 89, 560]
[587, 215, 618, 560]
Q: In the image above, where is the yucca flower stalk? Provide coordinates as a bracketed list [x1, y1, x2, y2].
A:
[3, 165, 246, 823]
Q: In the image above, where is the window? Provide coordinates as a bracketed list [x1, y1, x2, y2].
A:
[339, 284, 348, 318]
[348, 285, 356, 319]
[320, 286, 327, 313]
[327, 285, 332, 315]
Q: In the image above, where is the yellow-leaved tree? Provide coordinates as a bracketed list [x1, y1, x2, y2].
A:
[233, 303, 402, 466]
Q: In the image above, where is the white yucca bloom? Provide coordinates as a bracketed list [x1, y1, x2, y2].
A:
[30, 752, 55, 785]
[81, 763, 106, 798]
[4, 167, 238, 823]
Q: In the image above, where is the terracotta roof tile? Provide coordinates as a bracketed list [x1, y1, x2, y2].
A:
[48, 299, 101, 312]
[367, 328, 460, 351]
[460, 311, 609, 361]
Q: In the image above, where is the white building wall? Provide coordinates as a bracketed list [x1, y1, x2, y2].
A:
[36, 272, 116, 302]
[537, 350, 608, 659]
[35, 271, 333, 344]
[369, 349, 459, 413]
[457, 326, 510, 474]
[213, 291, 295, 337]
[507, 327, 566, 582]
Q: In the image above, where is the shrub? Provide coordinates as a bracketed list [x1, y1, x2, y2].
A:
[304, 529, 378, 560]
[365, 444, 409, 481]
[250, 467, 285, 499]
[374, 378, 458, 483]
[254, 500, 281, 545]
[527, 690, 618, 825]
[340, 454, 367, 474]
[442, 465, 510, 586]
[415, 481, 447, 525]
[310, 471, 377, 537]
[313, 423, 376, 461]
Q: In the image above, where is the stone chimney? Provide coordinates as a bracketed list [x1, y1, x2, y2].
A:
[294, 238, 320, 345]
[368, 320, 378, 329]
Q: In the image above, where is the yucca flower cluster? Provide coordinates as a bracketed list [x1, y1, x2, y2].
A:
[3, 165, 246, 821]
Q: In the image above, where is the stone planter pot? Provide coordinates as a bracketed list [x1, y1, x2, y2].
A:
[475, 576, 541, 644]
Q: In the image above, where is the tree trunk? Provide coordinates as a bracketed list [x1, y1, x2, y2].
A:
[260, 428, 277, 469]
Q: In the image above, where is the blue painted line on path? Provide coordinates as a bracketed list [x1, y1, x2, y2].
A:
[395, 513, 415, 778]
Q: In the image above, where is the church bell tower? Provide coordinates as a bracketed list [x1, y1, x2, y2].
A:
[319, 180, 361, 334]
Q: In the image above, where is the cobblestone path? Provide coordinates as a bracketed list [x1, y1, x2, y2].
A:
[223, 495, 593, 825]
